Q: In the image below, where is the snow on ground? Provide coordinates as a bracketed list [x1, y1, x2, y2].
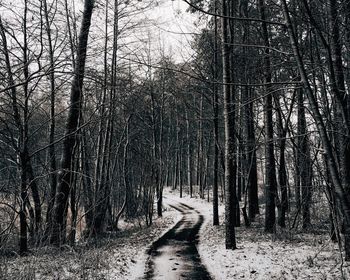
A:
[0, 203, 180, 280]
[2, 188, 350, 280]
[164, 188, 350, 280]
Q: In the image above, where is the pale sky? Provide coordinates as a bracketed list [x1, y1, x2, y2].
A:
[141, 0, 202, 62]
[0, 0, 203, 66]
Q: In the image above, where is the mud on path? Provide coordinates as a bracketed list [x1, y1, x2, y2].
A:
[141, 199, 212, 280]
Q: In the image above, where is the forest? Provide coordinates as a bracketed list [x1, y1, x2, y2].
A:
[1, 0, 350, 279]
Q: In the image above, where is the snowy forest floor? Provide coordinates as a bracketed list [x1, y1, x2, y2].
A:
[0, 204, 180, 280]
[165, 188, 350, 280]
[1, 187, 350, 279]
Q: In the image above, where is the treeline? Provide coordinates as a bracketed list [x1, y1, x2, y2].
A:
[1, 0, 350, 262]
[0, 0, 187, 253]
[215, 0, 350, 260]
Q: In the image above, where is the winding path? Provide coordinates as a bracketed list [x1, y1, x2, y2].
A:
[141, 199, 212, 280]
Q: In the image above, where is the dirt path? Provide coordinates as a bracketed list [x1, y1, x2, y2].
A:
[140, 198, 212, 280]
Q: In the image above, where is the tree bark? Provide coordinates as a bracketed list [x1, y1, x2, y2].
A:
[51, 0, 95, 245]
[296, 88, 313, 229]
[222, 0, 237, 249]
[212, 5, 219, 225]
[186, 110, 193, 198]
[258, 0, 277, 233]
[274, 94, 291, 227]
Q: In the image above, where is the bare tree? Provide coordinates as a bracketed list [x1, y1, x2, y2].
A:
[51, 0, 95, 245]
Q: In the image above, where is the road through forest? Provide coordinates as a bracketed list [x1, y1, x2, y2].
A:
[141, 198, 212, 280]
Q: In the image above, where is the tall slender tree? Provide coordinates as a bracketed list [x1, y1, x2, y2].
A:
[258, 0, 277, 233]
[51, 0, 95, 245]
[222, 0, 237, 249]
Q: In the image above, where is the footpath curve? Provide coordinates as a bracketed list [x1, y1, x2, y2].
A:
[141, 198, 212, 280]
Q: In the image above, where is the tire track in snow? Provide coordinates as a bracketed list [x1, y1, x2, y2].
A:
[140, 199, 212, 280]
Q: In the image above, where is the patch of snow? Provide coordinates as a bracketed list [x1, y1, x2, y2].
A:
[0, 202, 179, 280]
[3, 187, 350, 279]
[164, 187, 350, 280]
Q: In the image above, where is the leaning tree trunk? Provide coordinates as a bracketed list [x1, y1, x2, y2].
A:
[51, 0, 95, 245]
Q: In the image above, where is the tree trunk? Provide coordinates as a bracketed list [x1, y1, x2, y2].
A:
[297, 88, 313, 229]
[43, 0, 57, 235]
[212, 6, 219, 224]
[275, 92, 295, 227]
[19, 153, 28, 254]
[222, 0, 237, 250]
[51, 0, 95, 245]
[198, 94, 204, 198]
[245, 88, 259, 221]
[186, 110, 193, 198]
[258, 0, 277, 233]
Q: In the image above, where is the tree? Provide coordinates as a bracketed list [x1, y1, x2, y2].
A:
[43, 0, 58, 235]
[51, 0, 95, 245]
[212, 3, 219, 225]
[282, 0, 350, 260]
[258, 0, 277, 233]
[222, 0, 237, 250]
[296, 88, 313, 229]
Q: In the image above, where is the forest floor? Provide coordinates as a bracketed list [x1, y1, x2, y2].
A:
[1, 188, 350, 279]
[0, 204, 180, 280]
[164, 188, 350, 280]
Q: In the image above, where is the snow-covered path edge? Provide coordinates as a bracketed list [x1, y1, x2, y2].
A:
[163, 189, 350, 280]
